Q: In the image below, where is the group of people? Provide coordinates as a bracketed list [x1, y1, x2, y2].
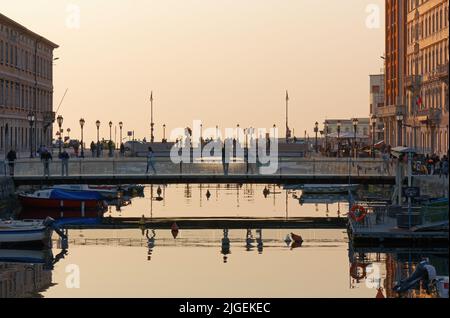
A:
[421, 153, 449, 177]
[89, 140, 123, 158]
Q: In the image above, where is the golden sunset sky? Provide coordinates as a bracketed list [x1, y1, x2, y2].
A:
[2, 0, 385, 143]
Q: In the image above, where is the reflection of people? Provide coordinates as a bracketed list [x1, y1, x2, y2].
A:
[146, 229, 156, 261]
[245, 229, 254, 251]
[256, 229, 263, 254]
[221, 229, 231, 263]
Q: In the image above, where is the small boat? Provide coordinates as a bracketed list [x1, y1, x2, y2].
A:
[19, 189, 106, 212]
[298, 193, 349, 205]
[298, 184, 359, 194]
[51, 184, 119, 199]
[0, 219, 52, 246]
[0, 249, 49, 264]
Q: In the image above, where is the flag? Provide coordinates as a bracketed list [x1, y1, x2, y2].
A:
[416, 95, 422, 106]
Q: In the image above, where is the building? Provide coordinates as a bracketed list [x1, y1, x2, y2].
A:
[323, 118, 370, 137]
[405, 0, 449, 156]
[369, 74, 386, 142]
[0, 13, 58, 156]
[379, 0, 408, 149]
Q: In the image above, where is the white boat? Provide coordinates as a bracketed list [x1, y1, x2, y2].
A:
[0, 249, 48, 264]
[51, 184, 119, 199]
[0, 219, 51, 245]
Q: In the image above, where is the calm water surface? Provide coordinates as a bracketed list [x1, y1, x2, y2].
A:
[1, 185, 448, 298]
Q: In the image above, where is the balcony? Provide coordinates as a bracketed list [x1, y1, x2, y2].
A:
[423, 63, 449, 83]
[405, 75, 422, 91]
[416, 108, 441, 125]
[43, 111, 56, 125]
[377, 105, 406, 118]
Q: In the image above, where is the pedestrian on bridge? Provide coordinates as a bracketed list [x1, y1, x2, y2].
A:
[146, 147, 156, 174]
[40, 148, 53, 177]
[6, 149, 17, 176]
[90, 141, 96, 158]
[59, 149, 70, 176]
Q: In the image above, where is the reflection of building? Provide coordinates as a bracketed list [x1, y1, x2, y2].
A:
[0, 263, 52, 297]
[0, 13, 58, 155]
[405, 0, 449, 155]
[369, 74, 385, 142]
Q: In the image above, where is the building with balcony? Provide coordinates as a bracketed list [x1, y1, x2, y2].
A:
[380, 0, 408, 149]
[0, 13, 58, 156]
[405, 0, 449, 155]
[369, 74, 386, 142]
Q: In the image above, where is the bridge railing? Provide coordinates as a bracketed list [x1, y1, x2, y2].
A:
[3, 157, 395, 177]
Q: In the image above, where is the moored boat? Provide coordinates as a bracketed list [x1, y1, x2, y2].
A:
[293, 184, 359, 194]
[51, 184, 119, 199]
[0, 219, 51, 246]
[19, 189, 107, 212]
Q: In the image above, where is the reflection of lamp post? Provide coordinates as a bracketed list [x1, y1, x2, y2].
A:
[96, 120, 100, 157]
[370, 115, 376, 158]
[109, 121, 113, 141]
[27, 112, 35, 158]
[337, 120, 341, 158]
[79, 118, 85, 158]
[119, 121, 123, 145]
[314, 121, 319, 153]
[352, 118, 359, 158]
[57, 115, 63, 154]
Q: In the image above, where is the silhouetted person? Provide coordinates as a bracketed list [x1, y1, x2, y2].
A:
[6, 149, 17, 176]
[40, 149, 53, 176]
[120, 142, 125, 157]
[222, 143, 230, 175]
[146, 147, 156, 174]
[59, 149, 70, 176]
[221, 229, 231, 263]
[206, 190, 211, 200]
[90, 141, 96, 157]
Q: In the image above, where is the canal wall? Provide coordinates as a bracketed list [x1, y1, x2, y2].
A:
[0, 176, 17, 218]
[413, 175, 449, 198]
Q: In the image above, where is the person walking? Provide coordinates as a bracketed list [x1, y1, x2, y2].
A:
[41, 148, 53, 177]
[382, 150, 391, 175]
[120, 142, 125, 157]
[222, 141, 230, 176]
[90, 141, 96, 158]
[59, 149, 70, 176]
[6, 149, 17, 176]
[146, 147, 156, 174]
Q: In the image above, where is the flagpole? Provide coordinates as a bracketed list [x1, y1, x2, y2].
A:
[285, 90, 289, 142]
[150, 91, 154, 143]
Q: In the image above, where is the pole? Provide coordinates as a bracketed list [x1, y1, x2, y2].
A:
[81, 126, 84, 158]
[96, 127, 100, 157]
[285, 90, 289, 142]
[58, 124, 62, 155]
[150, 92, 154, 143]
[29, 121, 33, 158]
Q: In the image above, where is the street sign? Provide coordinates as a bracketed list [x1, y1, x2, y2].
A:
[403, 187, 420, 198]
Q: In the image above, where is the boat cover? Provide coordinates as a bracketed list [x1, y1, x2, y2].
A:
[49, 189, 102, 200]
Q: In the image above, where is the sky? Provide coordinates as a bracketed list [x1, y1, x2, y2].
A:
[1, 0, 385, 143]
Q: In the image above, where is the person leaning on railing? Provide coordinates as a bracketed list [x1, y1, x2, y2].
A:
[6, 149, 17, 176]
[40, 148, 53, 177]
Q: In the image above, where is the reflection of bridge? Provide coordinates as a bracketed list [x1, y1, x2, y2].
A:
[9, 158, 395, 186]
[60, 217, 347, 230]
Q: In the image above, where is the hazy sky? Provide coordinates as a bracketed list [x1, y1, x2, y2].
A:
[2, 0, 385, 143]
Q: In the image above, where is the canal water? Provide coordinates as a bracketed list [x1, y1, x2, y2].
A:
[1, 185, 448, 298]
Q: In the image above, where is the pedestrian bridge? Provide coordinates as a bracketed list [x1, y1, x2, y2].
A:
[6, 158, 396, 186]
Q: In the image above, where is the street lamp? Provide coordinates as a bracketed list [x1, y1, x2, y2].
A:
[337, 120, 341, 158]
[371, 115, 377, 158]
[163, 124, 166, 142]
[57, 115, 63, 154]
[119, 121, 123, 145]
[66, 128, 71, 139]
[96, 120, 101, 157]
[396, 113, 404, 147]
[314, 121, 319, 153]
[27, 112, 35, 158]
[79, 118, 85, 158]
[325, 121, 329, 156]
[109, 121, 113, 141]
[352, 118, 359, 158]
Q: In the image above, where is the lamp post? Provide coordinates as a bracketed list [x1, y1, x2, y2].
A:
[119, 121, 123, 145]
[371, 115, 376, 158]
[79, 118, 85, 158]
[396, 113, 404, 147]
[314, 121, 319, 153]
[352, 118, 359, 158]
[66, 128, 71, 140]
[337, 120, 341, 158]
[109, 121, 113, 141]
[57, 115, 63, 155]
[236, 124, 240, 143]
[163, 124, 166, 142]
[96, 120, 100, 157]
[325, 121, 329, 156]
[27, 112, 35, 158]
